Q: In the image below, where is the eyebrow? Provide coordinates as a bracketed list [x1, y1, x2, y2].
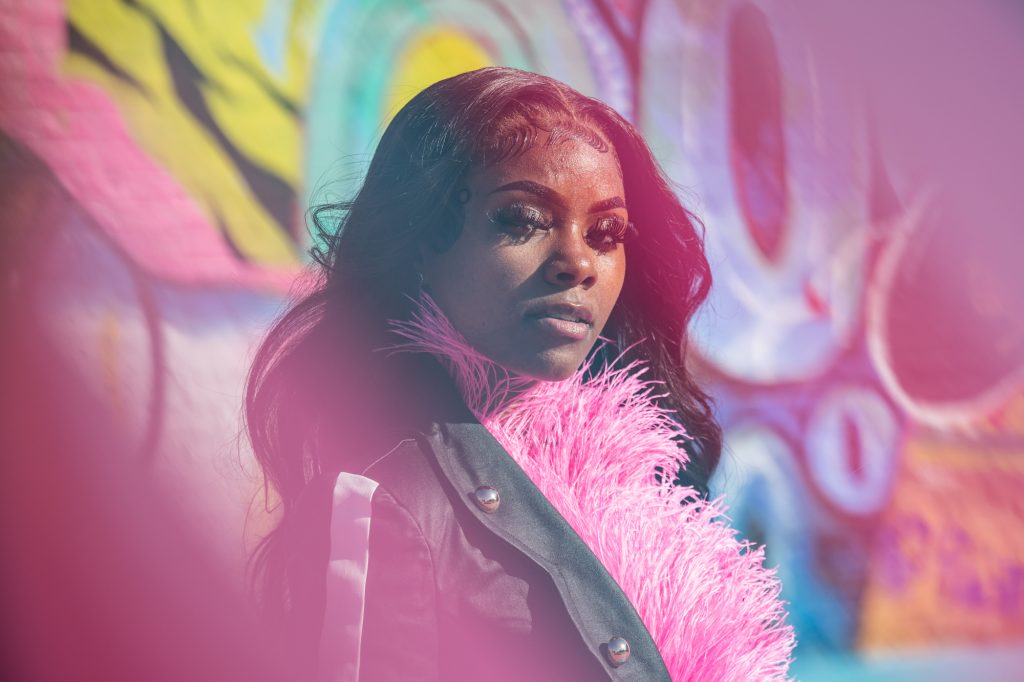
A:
[490, 180, 626, 214]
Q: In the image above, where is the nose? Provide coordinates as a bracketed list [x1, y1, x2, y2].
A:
[543, 223, 597, 289]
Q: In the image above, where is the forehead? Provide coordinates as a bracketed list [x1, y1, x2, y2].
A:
[470, 135, 624, 198]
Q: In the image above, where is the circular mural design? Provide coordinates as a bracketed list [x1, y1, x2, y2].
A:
[804, 384, 901, 517]
[304, 0, 609, 237]
[640, 0, 872, 384]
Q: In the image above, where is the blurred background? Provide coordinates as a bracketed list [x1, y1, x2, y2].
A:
[2, 0, 1022, 680]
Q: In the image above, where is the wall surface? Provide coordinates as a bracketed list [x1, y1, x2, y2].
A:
[2, 1, 1023, 679]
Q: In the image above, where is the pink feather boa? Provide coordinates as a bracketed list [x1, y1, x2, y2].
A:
[390, 296, 795, 681]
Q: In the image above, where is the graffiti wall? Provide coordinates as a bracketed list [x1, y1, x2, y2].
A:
[2, 0, 1022, 679]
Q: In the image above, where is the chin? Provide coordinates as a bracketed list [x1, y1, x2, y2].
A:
[508, 347, 589, 383]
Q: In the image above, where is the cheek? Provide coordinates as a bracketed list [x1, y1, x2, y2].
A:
[424, 239, 538, 331]
[600, 253, 627, 309]
[465, 233, 545, 291]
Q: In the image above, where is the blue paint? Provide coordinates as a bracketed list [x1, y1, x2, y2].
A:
[251, 0, 290, 78]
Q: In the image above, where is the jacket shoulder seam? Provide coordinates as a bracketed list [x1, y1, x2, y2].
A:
[359, 437, 417, 477]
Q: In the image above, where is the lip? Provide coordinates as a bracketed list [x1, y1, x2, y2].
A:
[523, 301, 594, 341]
[523, 301, 595, 325]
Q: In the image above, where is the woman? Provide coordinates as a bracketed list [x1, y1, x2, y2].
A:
[247, 67, 793, 681]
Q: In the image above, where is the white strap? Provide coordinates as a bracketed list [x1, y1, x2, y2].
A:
[318, 472, 379, 682]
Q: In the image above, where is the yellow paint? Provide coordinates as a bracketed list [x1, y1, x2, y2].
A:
[858, 431, 1024, 647]
[384, 27, 492, 122]
[64, 0, 323, 265]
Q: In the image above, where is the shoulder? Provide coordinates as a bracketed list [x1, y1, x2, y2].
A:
[325, 436, 444, 510]
[353, 434, 462, 536]
[322, 434, 466, 586]
[321, 434, 440, 552]
[320, 437, 443, 682]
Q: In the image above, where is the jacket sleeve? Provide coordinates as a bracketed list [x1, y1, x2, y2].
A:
[318, 474, 438, 682]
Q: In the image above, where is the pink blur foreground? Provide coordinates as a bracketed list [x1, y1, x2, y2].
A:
[1, 0, 1023, 680]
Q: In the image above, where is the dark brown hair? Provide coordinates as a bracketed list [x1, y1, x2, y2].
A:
[245, 66, 721, 634]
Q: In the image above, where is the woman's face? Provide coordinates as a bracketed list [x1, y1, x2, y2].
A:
[420, 133, 628, 381]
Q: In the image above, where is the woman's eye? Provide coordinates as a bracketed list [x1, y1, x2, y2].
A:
[488, 203, 553, 241]
[586, 216, 632, 252]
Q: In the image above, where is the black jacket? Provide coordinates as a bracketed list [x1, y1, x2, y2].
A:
[313, 409, 672, 682]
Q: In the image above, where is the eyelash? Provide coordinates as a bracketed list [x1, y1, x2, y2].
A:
[487, 202, 635, 253]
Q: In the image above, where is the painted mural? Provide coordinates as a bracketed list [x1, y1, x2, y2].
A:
[2, 0, 1022, 679]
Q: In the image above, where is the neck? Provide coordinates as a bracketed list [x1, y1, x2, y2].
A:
[387, 294, 546, 419]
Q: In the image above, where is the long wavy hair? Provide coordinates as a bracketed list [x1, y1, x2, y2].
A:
[245, 66, 721, 644]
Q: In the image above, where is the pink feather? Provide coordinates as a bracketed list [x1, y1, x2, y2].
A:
[390, 296, 795, 681]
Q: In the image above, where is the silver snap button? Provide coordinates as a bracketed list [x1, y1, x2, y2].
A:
[605, 636, 630, 667]
[473, 485, 500, 513]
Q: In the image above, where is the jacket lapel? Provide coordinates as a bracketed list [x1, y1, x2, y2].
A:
[424, 420, 671, 682]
